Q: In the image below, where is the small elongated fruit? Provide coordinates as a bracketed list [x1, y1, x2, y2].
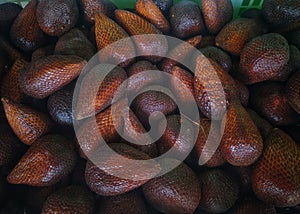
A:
[80, 0, 117, 22]
[20, 55, 86, 99]
[252, 129, 300, 207]
[7, 134, 77, 186]
[2, 97, 52, 145]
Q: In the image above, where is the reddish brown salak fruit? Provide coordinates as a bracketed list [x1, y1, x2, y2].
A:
[246, 108, 272, 139]
[1, 97, 52, 145]
[47, 82, 75, 127]
[238, 33, 290, 84]
[221, 103, 263, 166]
[0, 128, 20, 166]
[20, 55, 86, 99]
[169, 1, 205, 39]
[286, 71, 300, 114]
[159, 35, 202, 73]
[115, 9, 168, 62]
[252, 128, 300, 207]
[262, 0, 300, 32]
[85, 143, 161, 196]
[198, 35, 216, 49]
[31, 45, 54, 62]
[249, 82, 299, 126]
[9, 0, 45, 52]
[75, 66, 127, 120]
[234, 79, 249, 107]
[200, 46, 232, 73]
[0, 2, 22, 34]
[41, 186, 95, 214]
[7, 134, 77, 186]
[231, 197, 277, 214]
[143, 159, 201, 214]
[194, 119, 225, 168]
[126, 60, 162, 96]
[157, 114, 197, 159]
[198, 168, 239, 213]
[95, 12, 135, 67]
[36, 0, 79, 36]
[76, 99, 126, 158]
[135, 0, 170, 34]
[80, 0, 117, 22]
[215, 18, 263, 56]
[1, 59, 27, 103]
[193, 55, 239, 120]
[269, 60, 293, 82]
[201, 0, 233, 34]
[54, 28, 95, 61]
[153, 0, 173, 15]
[98, 189, 147, 214]
[131, 90, 177, 130]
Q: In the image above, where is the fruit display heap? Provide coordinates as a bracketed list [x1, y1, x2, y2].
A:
[0, 0, 299, 213]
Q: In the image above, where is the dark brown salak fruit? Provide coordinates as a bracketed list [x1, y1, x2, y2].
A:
[286, 30, 300, 50]
[75, 66, 127, 120]
[135, 0, 170, 34]
[41, 186, 95, 214]
[47, 82, 75, 127]
[76, 99, 126, 159]
[200, 46, 232, 73]
[159, 35, 202, 73]
[234, 79, 249, 107]
[198, 168, 239, 213]
[169, 1, 205, 39]
[143, 158, 201, 214]
[7, 134, 77, 187]
[238, 33, 290, 84]
[194, 119, 225, 168]
[241, 8, 270, 34]
[198, 36, 215, 49]
[126, 60, 162, 96]
[0, 128, 20, 166]
[215, 18, 263, 56]
[289, 45, 300, 71]
[249, 82, 299, 126]
[221, 103, 263, 166]
[31, 45, 54, 62]
[227, 165, 254, 195]
[80, 0, 117, 22]
[230, 197, 277, 214]
[54, 28, 95, 61]
[20, 55, 86, 99]
[252, 128, 300, 207]
[153, 0, 173, 15]
[286, 71, 300, 114]
[36, 0, 79, 37]
[85, 143, 161, 196]
[0, 35, 23, 63]
[98, 189, 147, 214]
[115, 9, 168, 63]
[95, 12, 135, 67]
[0, 2, 22, 34]
[269, 60, 293, 82]
[246, 108, 273, 139]
[9, 0, 45, 52]
[131, 90, 177, 130]
[1, 97, 52, 145]
[201, 0, 233, 34]
[262, 0, 300, 32]
[1, 59, 27, 103]
[193, 55, 239, 120]
[157, 114, 197, 159]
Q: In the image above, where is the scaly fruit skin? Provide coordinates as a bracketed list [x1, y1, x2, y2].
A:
[286, 71, 300, 114]
[41, 186, 95, 214]
[135, 0, 170, 34]
[85, 143, 160, 196]
[36, 0, 79, 37]
[238, 33, 290, 84]
[153, 0, 173, 15]
[1, 97, 52, 145]
[215, 18, 262, 56]
[198, 168, 239, 213]
[201, 0, 233, 34]
[234, 79, 249, 107]
[80, 0, 117, 22]
[0, 128, 20, 166]
[143, 159, 201, 214]
[7, 134, 77, 187]
[9, 0, 45, 52]
[246, 108, 272, 139]
[98, 189, 147, 214]
[95, 13, 135, 67]
[20, 55, 86, 99]
[252, 129, 300, 207]
[221, 103, 263, 166]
